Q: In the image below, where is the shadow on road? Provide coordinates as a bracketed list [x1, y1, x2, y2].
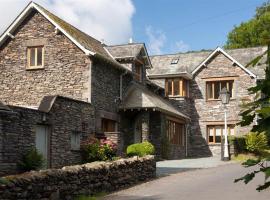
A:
[156, 167, 201, 177]
[103, 194, 162, 200]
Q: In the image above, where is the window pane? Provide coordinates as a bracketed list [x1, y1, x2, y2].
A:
[229, 81, 233, 97]
[30, 48, 35, 66]
[206, 83, 213, 99]
[216, 127, 222, 136]
[168, 80, 172, 95]
[173, 79, 179, 96]
[230, 127, 235, 135]
[214, 82, 220, 99]
[216, 136, 221, 143]
[102, 118, 116, 132]
[215, 127, 222, 143]
[37, 47, 43, 66]
[182, 80, 186, 96]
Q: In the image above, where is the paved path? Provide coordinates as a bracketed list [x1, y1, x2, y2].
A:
[104, 159, 270, 200]
[156, 156, 231, 177]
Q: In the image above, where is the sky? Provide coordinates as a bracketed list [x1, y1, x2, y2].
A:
[0, 0, 267, 55]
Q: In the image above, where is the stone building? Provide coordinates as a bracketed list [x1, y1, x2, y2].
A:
[0, 2, 267, 175]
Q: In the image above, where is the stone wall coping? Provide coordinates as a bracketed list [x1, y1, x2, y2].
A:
[3, 156, 155, 181]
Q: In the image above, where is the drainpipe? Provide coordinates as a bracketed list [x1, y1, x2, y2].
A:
[185, 123, 189, 157]
[120, 70, 128, 100]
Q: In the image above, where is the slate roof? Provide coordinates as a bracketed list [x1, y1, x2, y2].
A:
[105, 43, 145, 58]
[148, 46, 268, 79]
[120, 83, 190, 120]
[34, 3, 111, 60]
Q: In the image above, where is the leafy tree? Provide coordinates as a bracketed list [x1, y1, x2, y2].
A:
[236, 43, 270, 191]
[225, 1, 270, 49]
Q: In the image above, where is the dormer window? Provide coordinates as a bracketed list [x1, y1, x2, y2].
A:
[171, 58, 179, 64]
[27, 46, 44, 69]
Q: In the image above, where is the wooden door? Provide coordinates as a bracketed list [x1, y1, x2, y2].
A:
[35, 125, 49, 166]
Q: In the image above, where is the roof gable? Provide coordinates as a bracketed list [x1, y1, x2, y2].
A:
[0, 2, 132, 72]
[192, 47, 256, 78]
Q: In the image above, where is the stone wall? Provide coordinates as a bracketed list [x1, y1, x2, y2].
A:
[0, 11, 90, 107]
[189, 52, 256, 157]
[0, 96, 95, 176]
[0, 156, 156, 200]
[91, 58, 133, 134]
[0, 107, 45, 176]
[148, 52, 256, 158]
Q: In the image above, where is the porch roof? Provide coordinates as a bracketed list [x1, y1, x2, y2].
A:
[119, 83, 190, 121]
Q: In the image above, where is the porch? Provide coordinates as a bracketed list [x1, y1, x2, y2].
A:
[119, 83, 190, 159]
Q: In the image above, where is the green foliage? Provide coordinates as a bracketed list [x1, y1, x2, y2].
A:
[245, 132, 268, 153]
[160, 136, 171, 159]
[81, 137, 117, 163]
[225, 1, 270, 49]
[126, 141, 155, 157]
[17, 148, 45, 172]
[0, 177, 10, 185]
[229, 136, 247, 154]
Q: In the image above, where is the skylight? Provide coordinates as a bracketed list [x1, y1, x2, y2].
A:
[171, 58, 179, 64]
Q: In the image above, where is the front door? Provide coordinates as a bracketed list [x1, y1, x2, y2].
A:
[35, 125, 49, 167]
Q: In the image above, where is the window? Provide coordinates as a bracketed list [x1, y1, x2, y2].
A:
[207, 125, 235, 144]
[71, 132, 81, 150]
[101, 118, 117, 132]
[165, 78, 189, 97]
[27, 46, 44, 69]
[206, 80, 233, 100]
[166, 119, 185, 146]
[134, 63, 142, 82]
[171, 58, 179, 64]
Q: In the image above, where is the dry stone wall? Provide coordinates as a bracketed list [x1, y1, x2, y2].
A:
[0, 156, 156, 200]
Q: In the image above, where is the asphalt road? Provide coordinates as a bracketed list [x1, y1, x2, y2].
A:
[103, 163, 270, 200]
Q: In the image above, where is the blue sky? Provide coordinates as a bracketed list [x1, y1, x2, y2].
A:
[0, 0, 267, 55]
[132, 0, 266, 54]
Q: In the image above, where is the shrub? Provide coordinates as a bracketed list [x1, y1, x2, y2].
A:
[81, 137, 117, 163]
[229, 136, 247, 155]
[126, 141, 155, 157]
[245, 132, 268, 153]
[17, 148, 45, 171]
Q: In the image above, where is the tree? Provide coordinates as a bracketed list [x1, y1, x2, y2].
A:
[225, 1, 270, 49]
[236, 44, 270, 191]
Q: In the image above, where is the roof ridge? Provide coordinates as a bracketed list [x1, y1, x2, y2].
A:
[107, 43, 144, 47]
[150, 50, 213, 57]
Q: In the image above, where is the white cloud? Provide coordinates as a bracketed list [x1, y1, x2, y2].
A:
[175, 40, 190, 53]
[0, 0, 135, 45]
[145, 26, 166, 55]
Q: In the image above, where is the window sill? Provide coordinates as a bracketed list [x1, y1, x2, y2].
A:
[206, 98, 236, 102]
[208, 143, 221, 146]
[71, 149, 81, 152]
[168, 95, 189, 99]
[103, 131, 120, 134]
[26, 66, 44, 70]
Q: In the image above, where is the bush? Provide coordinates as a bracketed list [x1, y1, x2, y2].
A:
[229, 136, 247, 155]
[126, 141, 155, 157]
[81, 137, 117, 163]
[245, 132, 268, 153]
[17, 148, 45, 171]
